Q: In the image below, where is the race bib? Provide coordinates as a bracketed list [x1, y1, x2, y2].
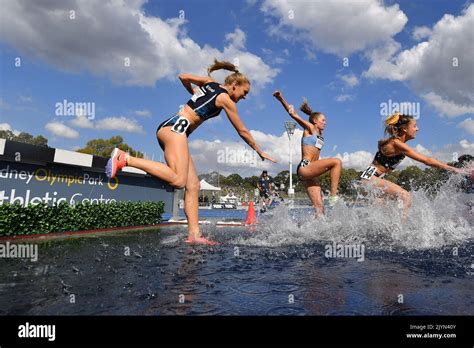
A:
[315, 136, 324, 149]
[360, 166, 378, 180]
[171, 117, 190, 135]
[191, 88, 205, 102]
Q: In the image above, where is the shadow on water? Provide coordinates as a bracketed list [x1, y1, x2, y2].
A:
[0, 174, 472, 315]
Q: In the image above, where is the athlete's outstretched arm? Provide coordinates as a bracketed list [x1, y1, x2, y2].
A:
[178, 73, 214, 95]
[221, 96, 277, 163]
[273, 90, 314, 131]
[395, 140, 465, 174]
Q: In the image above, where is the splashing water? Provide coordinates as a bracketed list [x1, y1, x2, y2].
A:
[235, 173, 473, 250]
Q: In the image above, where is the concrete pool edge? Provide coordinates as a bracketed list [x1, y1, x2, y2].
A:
[0, 220, 247, 242]
[0, 222, 182, 242]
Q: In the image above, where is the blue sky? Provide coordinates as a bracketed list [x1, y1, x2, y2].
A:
[0, 0, 473, 176]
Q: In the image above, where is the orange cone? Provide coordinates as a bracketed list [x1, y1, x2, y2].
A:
[243, 201, 257, 225]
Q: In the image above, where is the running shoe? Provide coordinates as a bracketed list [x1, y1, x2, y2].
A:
[328, 195, 339, 207]
[105, 148, 127, 179]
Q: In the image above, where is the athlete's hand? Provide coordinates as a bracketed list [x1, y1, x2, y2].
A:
[258, 151, 277, 163]
[452, 167, 470, 175]
[273, 90, 282, 99]
[452, 167, 474, 180]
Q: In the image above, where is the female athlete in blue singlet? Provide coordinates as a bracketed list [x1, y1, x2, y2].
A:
[359, 112, 466, 216]
[273, 90, 342, 216]
[106, 59, 276, 245]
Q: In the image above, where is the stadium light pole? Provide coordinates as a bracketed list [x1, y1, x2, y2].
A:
[284, 121, 297, 197]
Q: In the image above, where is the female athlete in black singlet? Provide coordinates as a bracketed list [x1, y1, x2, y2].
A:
[106, 59, 276, 245]
[359, 112, 466, 217]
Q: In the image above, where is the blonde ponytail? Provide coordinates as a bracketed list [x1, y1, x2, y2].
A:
[300, 99, 323, 123]
[207, 58, 250, 86]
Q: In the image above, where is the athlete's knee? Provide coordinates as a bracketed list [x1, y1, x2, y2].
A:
[333, 158, 342, 167]
[170, 177, 187, 189]
[185, 178, 200, 192]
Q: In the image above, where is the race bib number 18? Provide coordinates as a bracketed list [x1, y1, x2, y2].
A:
[171, 117, 190, 135]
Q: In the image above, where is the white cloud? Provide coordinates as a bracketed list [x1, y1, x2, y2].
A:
[0, 123, 12, 131]
[458, 118, 474, 135]
[188, 129, 304, 176]
[412, 26, 432, 41]
[261, 0, 407, 57]
[414, 144, 432, 156]
[70, 115, 94, 129]
[68, 114, 144, 133]
[0, 1, 278, 89]
[45, 122, 79, 139]
[339, 74, 359, 88]
[335, 94, 354, 103]
[189, 128, 377, 175]
[0, 123, 21, 136]
[95, 116, 145, 134]
[459, 139, 474, 153]
[225, 28, 246, 50]
[422, 92, 474, 118]
[134, 109, 151, 118]
[365, 4, 474, 118]
[335, 150, 373, 170]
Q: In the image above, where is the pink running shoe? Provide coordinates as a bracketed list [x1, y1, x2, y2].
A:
[185, 236, 219, 246]
[105, 148, 127, 179]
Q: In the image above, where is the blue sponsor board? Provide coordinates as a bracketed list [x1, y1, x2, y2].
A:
[0, 140, 175, 216]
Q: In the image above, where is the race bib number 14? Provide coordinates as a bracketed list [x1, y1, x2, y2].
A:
[360, 166, 378, 180]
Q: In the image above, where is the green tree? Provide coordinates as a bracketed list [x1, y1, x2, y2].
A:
[245, 175, 259, 189]
[0, 130, 48, 147]
[384, 170, 400, 184]
[338, 168, 360, 196]
[76, 136, 143, 158]
[223, 173, 244, 187]
[422, 167, 449, 195]
[397, 165, 425, 191]
[273, 170, 290, 189]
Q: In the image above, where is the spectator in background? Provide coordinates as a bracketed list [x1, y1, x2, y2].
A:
[257, 170, 273, 212]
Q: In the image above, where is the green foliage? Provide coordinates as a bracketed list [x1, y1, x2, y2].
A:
[76, 136, 144, 158]
[245, 176, 260, 189]
[0, 130, 48, 147]
[338, 168, 360, 196]
[222, 173, 244, 186]
[383, 170, 400, 184]
[0, 201, 164, 236]
[396, 165, 425, 191]
[273, 170, 290, 189]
